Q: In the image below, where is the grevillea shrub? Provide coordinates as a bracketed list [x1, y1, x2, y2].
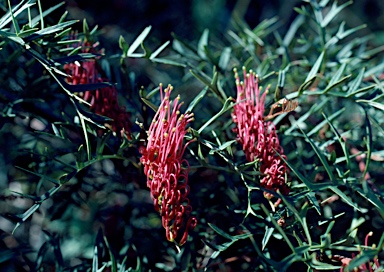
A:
[0, 1, 383, 271]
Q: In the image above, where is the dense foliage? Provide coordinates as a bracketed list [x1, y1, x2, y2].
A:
[1, 0, 383, 271]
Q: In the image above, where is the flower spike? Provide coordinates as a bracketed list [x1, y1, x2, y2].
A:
[140, 84, 196, 245]
[232, 68, 290, 206]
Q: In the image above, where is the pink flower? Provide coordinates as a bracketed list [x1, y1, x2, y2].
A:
[232, 67, 289, 206]
[338, 232, 381, 272]
[140, 84, 197, 245]
[64, 38, 131, 139]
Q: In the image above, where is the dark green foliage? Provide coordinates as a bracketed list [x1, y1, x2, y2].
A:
[0, 0, 383, 271]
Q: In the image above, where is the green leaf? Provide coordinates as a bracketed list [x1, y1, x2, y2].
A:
[354, 183, 384, 217]
[244, 28, 264, 46]
[218, 47, 231, 71]
[347, 85, 376, 98]
[197, 28, 209, 60]
[30, 1, 66, 27]
[119, 35, 128, 56]
[24, 20, 78, 42]
[149, 40, 170, 59]
[283, 14, 305, 47]
[323, 62, 348, 92]
[52, 53, 99, 65]
[285, 98, 329, 136]
[12, 203, 41, 234]
[346, 250, 379, 271]
[127, 26, 151, 57]
[307, 191, 321, 215]
[150, 57, 186, 67]
[301, 127, 335, 182]
[261, 204, 296, 253]
[362, 108, 372, 180]
[347, 67, 365, 95]
[208, 223, 234, 241]
[321, 1, 352, 28]
[8, 0, 20, 35]
[278, 153, 319, 191]
[298, 51, 324, 96]
[356, 99, 384, 111]
[58, 10, 68, 24]
[322, 112, 351, 171]
[328, 186, 360, 211]
[186, 87, 207, 113]
[197, 97, 233, 134]
[103, 235, 117, 272]
[0, 0, 35, 30]
[307, 107, 345, 137]
[262, 227, 274, 250]
[280, 195, 312, 245]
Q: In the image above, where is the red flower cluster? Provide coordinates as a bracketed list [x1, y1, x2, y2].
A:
[232, 67, 289, 206]
[64, 39, 131, 139]
[140, 84, 197, 245]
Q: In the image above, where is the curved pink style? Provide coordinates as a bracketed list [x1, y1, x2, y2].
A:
[232, 67, 289, 206]
[140, 84, 197, 245]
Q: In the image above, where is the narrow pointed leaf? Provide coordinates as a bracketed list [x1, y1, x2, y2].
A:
[197, 29, 209, 60]
[150, 41, 170, 59]
[127, 26, 151, 57]
[347, 67, 365, 95]
[301, 128, 335, 182]
[186, 87, 208, 113]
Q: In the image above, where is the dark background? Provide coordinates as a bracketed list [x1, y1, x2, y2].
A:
[37, 0, 384, 54]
